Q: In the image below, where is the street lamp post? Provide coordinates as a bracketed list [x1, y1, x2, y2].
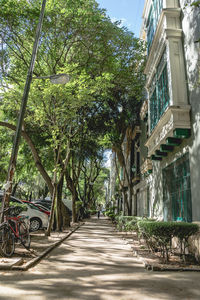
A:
[32, 73, 70, 85]
[1, 0, 47, 222]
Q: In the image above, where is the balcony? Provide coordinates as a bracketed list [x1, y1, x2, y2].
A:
[145, 105, 191, 158]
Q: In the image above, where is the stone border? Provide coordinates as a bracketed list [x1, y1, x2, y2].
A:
[0, 258, 24, 270]
[119, 232, 200, 272]
[0, 224, 81, 271]
[132, 249, 200, 272]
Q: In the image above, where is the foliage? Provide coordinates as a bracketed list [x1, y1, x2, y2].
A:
[88, 209, 97, 215]
[0, 128, 13, 183]
[104, 206, 118, 222]
[0, 201, 27, 216]
[115, 215, 155, 232]
[184, 0, 200, 8]
[191, 1, 200, 7]
[138, 221, 199, 262]
[0, 0, 146, 231]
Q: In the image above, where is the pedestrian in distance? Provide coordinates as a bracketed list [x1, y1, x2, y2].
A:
[97, 206, 101, 219]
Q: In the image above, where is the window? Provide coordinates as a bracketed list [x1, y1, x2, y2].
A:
[149, 49, 170, 131]
[146, 0, 163, 53]
[163, 153, 192, 222]
[147, 186, 150, 217]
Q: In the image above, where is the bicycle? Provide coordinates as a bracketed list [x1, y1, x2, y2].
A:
[0, 206, 31, 257]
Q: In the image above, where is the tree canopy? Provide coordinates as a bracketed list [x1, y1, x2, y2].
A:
[0, 0, 146, 230]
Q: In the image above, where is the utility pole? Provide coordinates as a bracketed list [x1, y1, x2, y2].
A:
[1, 0, 47, 222]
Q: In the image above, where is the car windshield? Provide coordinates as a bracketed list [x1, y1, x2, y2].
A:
[26, 203, 41, 211]
[35, 202, 51, 209]
[37, 204, 50, 211]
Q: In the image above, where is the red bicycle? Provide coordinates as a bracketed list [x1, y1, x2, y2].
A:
[0, 206, 31, 257]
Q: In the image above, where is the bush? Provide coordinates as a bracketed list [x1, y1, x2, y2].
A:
[138, 221, 199, 262]
[117, 216, 140, 231]
[104, 207, 118, 222]
[0, 201, 27, 216]
[138, 221, 173, 261]
[88, 209, 97, 215]
[173, 222, 199, 261]
[116, 215, 153, 232]
[124, 219, 139, 232]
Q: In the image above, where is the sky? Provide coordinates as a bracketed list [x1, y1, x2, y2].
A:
[96, 0, 145, 37]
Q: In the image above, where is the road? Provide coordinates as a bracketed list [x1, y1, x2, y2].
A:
[0, 217, 200, 300]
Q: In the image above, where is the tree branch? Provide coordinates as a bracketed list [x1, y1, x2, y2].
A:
[0, 121, 53, 194]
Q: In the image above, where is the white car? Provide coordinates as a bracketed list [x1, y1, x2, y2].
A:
[0, 195, 49, 231]
[22, 201, 49, 231]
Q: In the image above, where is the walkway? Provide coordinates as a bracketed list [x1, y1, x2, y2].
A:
[0, 217, 200, 300]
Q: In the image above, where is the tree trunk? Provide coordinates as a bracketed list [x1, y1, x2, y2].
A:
[133, 192, 137, 216]
[11, 181, 19, 196]
[128, 182, 133, 215]
[0, 122, 53, 195]
[122, 187, 127, 215]
[72, 191, 77, 223]
[61, 201, 71, 228]
[56, 175, 64, 231]
[46, 182, 57, 236]
[114, 146, 131, 215]
[29, 191, 32, 202]
[65, 170, 79, 223]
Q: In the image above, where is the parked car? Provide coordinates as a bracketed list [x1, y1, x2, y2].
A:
[22, 201, 50, 216]
[34, 200, 52, 210]
[0, 195, 49, 231]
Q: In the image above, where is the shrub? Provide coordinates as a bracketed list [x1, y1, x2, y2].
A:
[138, 221, 199, 262]
[104, 207, 118, 222]
[138, 221, 174, 261]
[88, 209, 97, 215]
[173, 222, 199, 261]
[0, 201, 27, 216]
[124, 219, 139, 232]
[116, 215, 153, 232]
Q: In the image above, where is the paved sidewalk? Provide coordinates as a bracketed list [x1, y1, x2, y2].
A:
[0, 217, 200, 300]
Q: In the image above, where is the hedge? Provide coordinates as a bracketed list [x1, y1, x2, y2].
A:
[116, 215, 155, 232]
[138, 221, 199, 262]
[104, 207, 118, 221]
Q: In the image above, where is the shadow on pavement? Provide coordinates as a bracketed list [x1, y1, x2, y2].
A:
[0, 217, 200, 300]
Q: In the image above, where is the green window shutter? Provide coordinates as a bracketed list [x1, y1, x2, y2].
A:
[149, 50, 170, 132]
[163, 153, 192, 222]
[146, 0, 163, 54]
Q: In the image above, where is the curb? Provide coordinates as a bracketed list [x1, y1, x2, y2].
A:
[0, 258, 24, 270]
[11, 224, 81, 271]
[132, 249, 149, 268]
[150, 265, 200, 272]
[132, 249, 200, 272]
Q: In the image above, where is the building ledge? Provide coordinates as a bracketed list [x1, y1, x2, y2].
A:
[145, 105, 191, 157]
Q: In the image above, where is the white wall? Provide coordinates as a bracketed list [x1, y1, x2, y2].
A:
[180, 1, 200, 221]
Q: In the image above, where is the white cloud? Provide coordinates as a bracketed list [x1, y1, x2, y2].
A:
[111, 17, 132, 29]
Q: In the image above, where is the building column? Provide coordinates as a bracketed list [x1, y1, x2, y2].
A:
[166, 33, 188, 106]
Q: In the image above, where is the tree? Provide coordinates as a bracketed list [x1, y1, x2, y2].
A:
[0, 0, 146, 229]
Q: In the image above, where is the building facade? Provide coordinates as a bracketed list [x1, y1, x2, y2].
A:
[133, 0, 200, 222]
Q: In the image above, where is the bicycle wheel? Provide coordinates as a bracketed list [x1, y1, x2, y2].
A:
[0, 224, 15, 257]
[19, 221, 30, 249]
